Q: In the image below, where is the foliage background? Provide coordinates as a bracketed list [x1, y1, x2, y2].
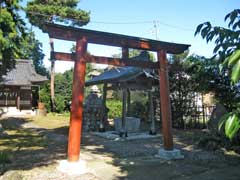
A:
[195, 9, 240, 139]
[0, 0, 47, 80]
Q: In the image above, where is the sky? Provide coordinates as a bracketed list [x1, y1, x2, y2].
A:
[21, 0, 239, 73]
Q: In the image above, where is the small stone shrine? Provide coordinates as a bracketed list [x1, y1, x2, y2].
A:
[83, 85, 107, 131]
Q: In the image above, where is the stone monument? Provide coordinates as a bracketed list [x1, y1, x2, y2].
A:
[114, 117, 141, 133]
[83, 85, 107, 131]
[208, 103, 227, 133]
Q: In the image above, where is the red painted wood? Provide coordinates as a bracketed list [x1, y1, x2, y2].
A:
[68, 37, 87, 162]
[45, 23, 190, 54]
[50, 51, 74, 62]
[86, 55, 159, 69]
[51, 52, 160, 69]
[158, 50, 173, 150]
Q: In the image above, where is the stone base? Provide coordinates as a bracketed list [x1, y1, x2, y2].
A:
[114, 117, 140, 132]
[93, 131, 162, 141]
[155, 149, 184, 160]
[57, 159, 88, 175]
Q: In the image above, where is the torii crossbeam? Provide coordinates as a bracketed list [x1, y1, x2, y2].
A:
[44, 23, 190, 162]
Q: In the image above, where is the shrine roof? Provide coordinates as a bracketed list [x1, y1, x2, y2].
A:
[85, 52, 158, 86]
[0, 59, 48, 86]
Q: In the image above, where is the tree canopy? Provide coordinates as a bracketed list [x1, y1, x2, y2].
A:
[195, 9, 240, 83]
[26, 0, 90, 30]
[0, 0, 47, 79]
[195, 9, 240, 139]
[0, 0, 26, 79]
[20, 31, 47, 76]
[25, 0, 90, 112]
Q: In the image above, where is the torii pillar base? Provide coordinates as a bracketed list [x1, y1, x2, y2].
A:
[57, 159, 88, 175]
[155, 149, 184, 160]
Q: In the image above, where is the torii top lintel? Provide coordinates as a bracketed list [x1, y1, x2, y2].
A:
[44, 23, 190, 54]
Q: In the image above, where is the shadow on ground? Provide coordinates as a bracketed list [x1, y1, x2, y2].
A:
[0, 117, 67, 174]
[1, 116, 240, 180]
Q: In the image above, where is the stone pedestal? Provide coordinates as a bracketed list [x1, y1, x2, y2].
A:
[114, 117, 140, 132]
[57, 159, 88, 175]
[155, 149, 184, 160]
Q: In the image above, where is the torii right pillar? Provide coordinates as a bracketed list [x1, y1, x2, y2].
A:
[157, 50, 184, 160]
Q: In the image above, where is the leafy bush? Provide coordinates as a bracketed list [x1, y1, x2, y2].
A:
[39, 83, 51, 112]
[55, 94, 66, 113]
[106, 99, 122, 119]
[107, 91, 149, 120]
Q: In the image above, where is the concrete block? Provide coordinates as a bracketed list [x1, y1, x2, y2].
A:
[57, 159, 88, 175]
[155, 149, 184, 160]
[114, 117, 140, 132]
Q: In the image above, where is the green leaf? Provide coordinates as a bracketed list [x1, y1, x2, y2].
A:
[225, 114, 240, 139]
[228, 10, 238, 27]
[228, 49, 240, 66]
[232, 21, 240, 30]
[213, 44, 222, 53]
[195, 23, 204, 36]
[222, 57, 229, 66]
[206, 31, 215, 43]
[231, 60, 240, 83]
[218, 112, 232, 131]
[201, 25, 211, 39]
[224, 11, 231, 21]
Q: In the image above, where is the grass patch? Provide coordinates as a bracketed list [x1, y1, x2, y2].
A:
[28, 113, 70, 129]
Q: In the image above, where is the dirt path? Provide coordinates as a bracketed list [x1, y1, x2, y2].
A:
[1, 117, 240, 180]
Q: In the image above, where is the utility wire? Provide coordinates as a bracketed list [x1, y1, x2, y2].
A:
[157, 20, 194, 31]
[90, 20, 152, 24]
[26, 11, 196, 32]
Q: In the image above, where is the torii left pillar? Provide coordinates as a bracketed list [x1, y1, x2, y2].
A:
[68, 37, 87, 162]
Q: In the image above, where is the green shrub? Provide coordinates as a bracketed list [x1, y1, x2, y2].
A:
[39, 83, 51, 112]
[106, 99, 122, 119]
[55, 94, 66, 113]
[106, 98, 148, 120]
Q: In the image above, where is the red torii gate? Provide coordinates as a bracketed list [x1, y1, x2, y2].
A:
[44, 23, 190, 162]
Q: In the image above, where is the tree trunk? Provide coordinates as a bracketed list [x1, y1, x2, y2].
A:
[50, 38, 56, 112]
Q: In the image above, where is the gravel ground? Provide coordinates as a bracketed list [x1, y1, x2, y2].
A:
[1, 118, 240, 180]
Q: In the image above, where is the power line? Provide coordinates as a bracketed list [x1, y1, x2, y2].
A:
[26, 11, 195, 32]
[156, 20, 194, 31]
[90, 20, 152, 24]
[91, 19, 194, 31]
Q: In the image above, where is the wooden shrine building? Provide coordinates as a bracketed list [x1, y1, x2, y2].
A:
[0, 59, 48, 110]
[85, 51, 160, 135]
[44, 23, 190, 162]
